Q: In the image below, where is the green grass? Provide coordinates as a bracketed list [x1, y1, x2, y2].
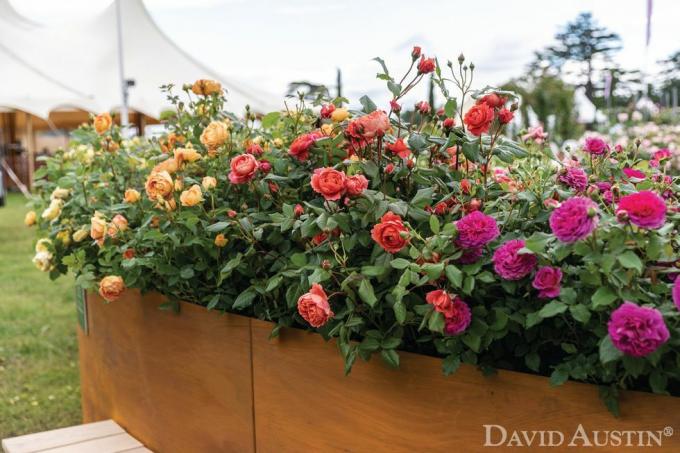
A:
[0, 193, 80, 437]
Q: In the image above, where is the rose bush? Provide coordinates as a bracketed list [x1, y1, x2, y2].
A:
[28, 49, 679, 413]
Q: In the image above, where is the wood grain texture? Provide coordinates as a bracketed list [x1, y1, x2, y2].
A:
[251, 319, 680, 453]
[2, 420, 123, 453]
[79, 290, 254, 453]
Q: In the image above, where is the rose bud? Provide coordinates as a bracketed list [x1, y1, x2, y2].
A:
[436, 107, 446, 117]
[417, 56, 436, 74]
[385, 163, 395, 174]
[294, 204, 304, 217]
[227, 210, 237, 218]
[415, 101, 431, 115]
[442, 117, 455, 131]
[498, 108, 514, 124]
[543, 198, 560, 209]
[460, 179, 471, 194]
[246, 143, 264, 156]
[616, 209, 629, 223]
[586, 184, 599, 196]
[466, 198, 482, 212]
[458, 53, 465, 64]
[259, 159, 272, 173]
[123, 248, 135, 260]
[406, 159, 415, 169]
[320, 104, 335, 119]
[390, 99, 401, 113]
[614, 144, 623, 153]
[411, 46, 422, 60]
[321, 259, 332, 270]
[268, 182, 279, 193]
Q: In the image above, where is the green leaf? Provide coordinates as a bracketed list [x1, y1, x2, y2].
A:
[290, 252, 307, 267]
[429, 215, 440, 234]
[525, 352, 540, 372]
[444, 98, 457, 117]
[538, 300, 567, 318]
[390, 258, 410, 270]
[442, 354, 461, 376]
[359, 95, 377, 113]
[410, 187, 434, 208]
[598, 385, 620, 417]
[265, 275, 283, 292]
[445, 265, 463, 288]
[261, 111, 280, 128]
[393, 300, 406, 324]
[380, 349, 400, 368]
[428, 311, 445, 333]
[462, 333, 481, 352]
[206, 221, 229, 232]
[358, 279, 377, 308]
[599, 335, 623, 364]
[461, 141, 480, 162]
[549, 368, 569, 387]
[524, 232, 552, 254]
[422, 262, 444, 280]
[180, 267, 194, 279]
[649, 370, 668, 394]
[591, 287, 618, 309]
[569, 304, 591, 324]
[233, 288, 257, 310]
[617, 251, 643, 274]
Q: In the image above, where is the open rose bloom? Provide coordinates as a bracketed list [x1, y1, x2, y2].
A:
[30, 48, 680, 406]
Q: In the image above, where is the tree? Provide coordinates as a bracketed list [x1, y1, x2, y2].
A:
[534, 12, 622, 104]
[658, 50, 680, 100]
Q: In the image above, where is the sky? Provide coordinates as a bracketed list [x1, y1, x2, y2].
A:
[9, 0, 680, 108]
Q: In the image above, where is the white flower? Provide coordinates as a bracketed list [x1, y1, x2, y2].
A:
[32, 250, 53, 272]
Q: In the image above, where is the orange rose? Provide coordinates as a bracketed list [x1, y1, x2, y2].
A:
[152, 157, 180, 174]
[200, 121, 230, 150]
[214, 234, 228, 247]
[179, 184, 204, 207]
[174, 147, 202, 163]
[145, 171, 174, 200]
[464, 103, 494, 136]
[124, 188, 141, 203]
[90, 215, 107, 240]
[191, 79, 222, 96]
[107, 214, 128, 238]
[297, 283, 334, 327]
[371, 211, 409, 254]
[99, 275, 125, 302]
[94, 112, 113, 134]
[310, 167, 346, 201]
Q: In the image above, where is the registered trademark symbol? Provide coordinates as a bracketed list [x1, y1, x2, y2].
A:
[663, 427, 673, 437]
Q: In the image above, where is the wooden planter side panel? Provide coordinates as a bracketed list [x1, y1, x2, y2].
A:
[78, 291, 255, 453]
[251, 319, 680, 453]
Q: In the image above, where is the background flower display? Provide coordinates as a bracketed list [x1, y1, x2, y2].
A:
[28, 48, 679, 413]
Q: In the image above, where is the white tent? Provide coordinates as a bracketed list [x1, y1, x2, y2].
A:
[0, 0, 279, 120]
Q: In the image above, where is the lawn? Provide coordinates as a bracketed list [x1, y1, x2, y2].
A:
[0, 193, 81, 437]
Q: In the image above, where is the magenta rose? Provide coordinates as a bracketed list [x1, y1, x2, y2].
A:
[673, 278, 680, 310]
[622, 167, 645, 181]
[549, 196, 598, 243]
[492, 239, 537, 280]
[443, 296, 472, 336]
[608, 302, 669, 357]
[532, 266, 562, 298]
[454, 211, 500, 249]
[584, 137, 609, 155]
[617, 191, 666, 229]
[558, 167, 588, 192]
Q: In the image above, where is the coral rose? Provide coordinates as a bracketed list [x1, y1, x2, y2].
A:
[200, 121, 230, 150]
[616, 191, 666, 229]
[371, 212, 409, 254]
[320, 104, 335, 119]
[94, 112, 113, 134]
[426, 290, 454, 317]
[549, 196, 598, 243]
[464, 103, 494, 136]
[417, 56, 436, 74]
[297, 283, 334, 328]
[497, 108, 514, 124]
[124, 188, 141, 203]
[492, 239, 537, 280]
[191, 79, 222, 96]
[532, 266, 562, 298]
[228, 154, 258, 184]
[385, 138, 411, 159]
[346, 110, 389, 141]
[180, 184, 204, 207]
[477, 93, 506, 109]
[310, 167, 347, 201]
[454, 211, 500, 249]
[99, 276, 125, 302]
[145, 171, 174, 200]
[608, 302, 669, 357]
[289, 131, 322, 161]
[345, 174, 369, 197]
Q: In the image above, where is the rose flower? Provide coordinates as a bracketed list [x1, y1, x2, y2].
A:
[371, 212, 409, 254]
[99, 276, 125, 302]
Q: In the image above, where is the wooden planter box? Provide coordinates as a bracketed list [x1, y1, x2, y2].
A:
[78, 290, 680, 452]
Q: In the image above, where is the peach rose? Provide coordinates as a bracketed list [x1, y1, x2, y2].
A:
[174, 147, 202, 163]
[152, 157, 180, 174]
[145, 171, 174, 200]
[191, 79, 222, 96]
[200, 121, 230, 150]
[107, 214, 128, 238]
[94, 112, 113, 134]
[99, 275, 125, 302]
[90, 215, 107, 240]
[310, 167, 346, 201]
[214, 234, 228, 247]
[124, 188, 141, 203]
[297, 283, 334, 327]
[202, 176, 217, 190]
[24, 211, 37, 226]
[180, 184, 204, 207]
[346, 110, 389, 141]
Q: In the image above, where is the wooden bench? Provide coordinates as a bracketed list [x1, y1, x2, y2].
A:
[2, 420, 150, 453]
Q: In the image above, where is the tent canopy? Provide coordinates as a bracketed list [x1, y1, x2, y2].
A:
[0, 0, 279, 120]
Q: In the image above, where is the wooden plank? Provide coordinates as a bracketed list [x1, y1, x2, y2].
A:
[79, 290, 254, 453]
[40, 433, 142, 453]
[117, 448, 153, 453]
[2, 420, 123, 453]
[251, 319, 680, 452]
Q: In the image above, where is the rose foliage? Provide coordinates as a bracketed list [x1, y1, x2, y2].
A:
[29, 49, 680, 413]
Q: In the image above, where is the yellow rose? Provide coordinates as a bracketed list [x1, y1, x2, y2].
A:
[174, 147, 202, 163]
[252, 136, 264, 145]
[145, 171, 174, 200]
[90, 215, 107, 240]
[214, 234, 228, 247]
[107, 214, 128, 238]
[174, 177, 184, 192]
[99, 275, 125, 302]
[56, 230, 71, 246]
[331, 108, 349, 122]
[191, 79, 222, 96]
[321, 124, 334, 136]
[35, 238, 52, 253]
[94, 112, 113, 134]
[124, 188, 141, 203]
[272, 138, 284, 148]
[202, 176, 217, 190]
[32, 250, 53, 272]
[152, 157, 180, 174]
[200, 121, 230, 150]
[24, 211, 37, 226]
[180, 184, 204, 207]
[50, 187, 70, 200]
[41, 199, 63, 221]
[72, 227, 89, 243]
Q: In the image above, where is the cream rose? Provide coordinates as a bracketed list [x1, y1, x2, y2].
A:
[50, 187, 70, 200]
[32, 250, 53, 272]
[41, 199, 63, 221]
[72, 227, 89, 242]
[202, 176, 217, 190]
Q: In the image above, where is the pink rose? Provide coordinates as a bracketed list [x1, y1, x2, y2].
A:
[297, 283, 334, 328]
[289, 131, 322, 161]
[345, 174, 368, 197]
[532, 266, 562, 298]
[492, 239, 537, 280]
[228, 154, 258, 184]
[584, 137, 609, 155]
[617, 191, 666, 229]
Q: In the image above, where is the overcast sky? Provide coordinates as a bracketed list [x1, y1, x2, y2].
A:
[10, 0, 680, 107]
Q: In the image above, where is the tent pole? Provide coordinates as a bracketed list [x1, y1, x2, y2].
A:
[25, 113, 35, 191]
[115, 0, 130, 130]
